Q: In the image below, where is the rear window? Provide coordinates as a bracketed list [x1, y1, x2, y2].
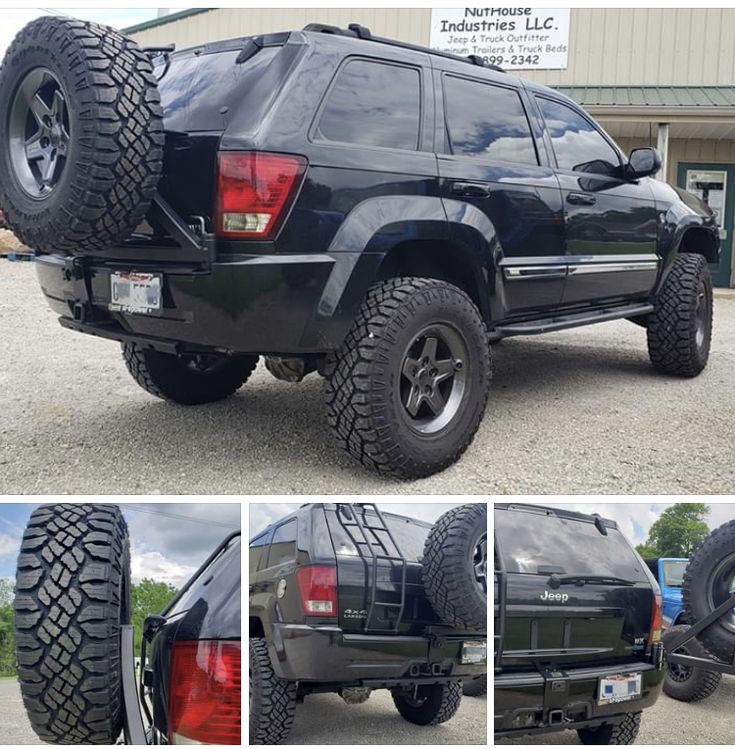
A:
[326, 510, 430, 562]
[157, 46, 280, 132]
[495, 507, 648, 581]
[662, 560, 688, 587]
[315, 59, 421, 151]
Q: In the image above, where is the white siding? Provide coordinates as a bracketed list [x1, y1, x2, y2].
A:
[130, 8, 735, 86]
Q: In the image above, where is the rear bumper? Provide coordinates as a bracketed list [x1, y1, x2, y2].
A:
[268, 624, 487, 685]
[35, 251, 378, 355]
[494, 656, 665, 738]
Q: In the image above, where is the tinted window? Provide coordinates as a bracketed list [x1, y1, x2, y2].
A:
[249, 531, 271, 573]
[537, 97, 620, 175]
[495, 508, 648, 581]
[266, 519, 297, 567]
[445, 77, 537, 165]
[316, 60, 421, 150]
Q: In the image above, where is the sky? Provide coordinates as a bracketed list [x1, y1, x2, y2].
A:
[0, 502, 241, 588]
[1, 8, 171, 59]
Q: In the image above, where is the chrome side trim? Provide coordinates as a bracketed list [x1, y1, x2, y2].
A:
[567, 261, 659, 276]
[504, 266, 567, 280]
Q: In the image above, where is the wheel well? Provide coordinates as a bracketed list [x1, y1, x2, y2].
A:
[376, 240, 489, 320]
[679, 227, 719, 264]
[249, 616, 265, 638]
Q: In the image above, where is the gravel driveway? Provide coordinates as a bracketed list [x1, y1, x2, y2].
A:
[1, 261, 734, 494]
[496, 674, 735, 744]
[0, 678, 40, 744]
[288, 690, 486, 744]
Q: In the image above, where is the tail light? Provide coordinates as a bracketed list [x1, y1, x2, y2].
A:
[649, 592, 663, 647]
[296, 565, 337, 616]
[168, 640, 240, 744]
[216, 151, 307, 239]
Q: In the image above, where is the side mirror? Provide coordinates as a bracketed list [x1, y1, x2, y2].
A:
[627, 147, 661, 179]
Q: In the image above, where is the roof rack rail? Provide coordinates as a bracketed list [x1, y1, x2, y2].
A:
[302, 22, 506, 74]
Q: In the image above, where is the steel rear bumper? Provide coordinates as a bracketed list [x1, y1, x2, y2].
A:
[35, 251, 372, 355]
[494, 655, 665, 738]
[269, 624, 487, 684]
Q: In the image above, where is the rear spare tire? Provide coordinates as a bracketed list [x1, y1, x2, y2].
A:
[13, 503, 130, 744]
[422, 503, 487, 630]
[391, 682, 462, 725]
[0, 16, 163, 253]
[662, 625, 721, 702]
[462, 674, 487, 696]
[682, 519, 735, 662]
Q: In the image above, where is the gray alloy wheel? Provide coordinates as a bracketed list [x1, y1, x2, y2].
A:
[398, 323, 469, 434]
[472, 534, 487, 596]
[8, 68, 71, 198]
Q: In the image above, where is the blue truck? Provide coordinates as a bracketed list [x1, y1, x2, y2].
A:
[644, 557, 689, 628]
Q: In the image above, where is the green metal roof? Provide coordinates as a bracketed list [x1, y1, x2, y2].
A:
[556, 86, 735, 108]
[123, 8, 211, 34]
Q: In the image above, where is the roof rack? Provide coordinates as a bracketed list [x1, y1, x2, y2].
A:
[303, 22, 506, 74]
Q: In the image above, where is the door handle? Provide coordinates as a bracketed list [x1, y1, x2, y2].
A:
[567, 192, 597, 206]
[450, 182, 491, 198]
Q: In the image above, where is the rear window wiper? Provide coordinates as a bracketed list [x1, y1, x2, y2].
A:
[548, 573, 636, 588]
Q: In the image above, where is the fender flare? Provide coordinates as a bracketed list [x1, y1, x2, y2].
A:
[299, 196, 499, 349]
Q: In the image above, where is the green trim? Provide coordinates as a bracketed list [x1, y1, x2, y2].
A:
[556, 86, 735, 108]
[123, 8, 212, 34]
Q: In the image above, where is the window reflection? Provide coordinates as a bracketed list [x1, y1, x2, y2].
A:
[444, 76, 537, 165]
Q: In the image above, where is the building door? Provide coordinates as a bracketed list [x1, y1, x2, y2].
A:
[677, 163, 734, 287]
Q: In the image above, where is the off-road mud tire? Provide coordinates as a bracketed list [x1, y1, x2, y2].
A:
[325, 277, 491, 479]
[13, 503, 130, 744]
[647, 253, 713, 376]
[577, 712, 641, 745]
[682, 519, 735, 662]
[391, 681, 462, 725]
[662, 625, 721, 702]
[122, 343, 258, 405]
[422, 503, 487, 630]
[249, 638, 296, 745]
[0, 16, 163, 253]
[462, 675, 487, 696]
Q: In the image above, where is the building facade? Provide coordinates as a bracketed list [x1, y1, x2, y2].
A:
[126, 8, 735, 287]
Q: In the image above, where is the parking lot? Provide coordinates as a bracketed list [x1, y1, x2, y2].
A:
[0, 678, 40, 744]
[1, 259, 734, 494]
[497, 674, 735, 744]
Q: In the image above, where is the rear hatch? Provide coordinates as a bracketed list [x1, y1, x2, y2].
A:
[144, 33, 297, 235]
[323, 505, 445, 635]
[495, 504, 658, 671]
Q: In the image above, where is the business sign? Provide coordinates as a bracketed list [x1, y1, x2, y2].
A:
[429, 8, 570, 70]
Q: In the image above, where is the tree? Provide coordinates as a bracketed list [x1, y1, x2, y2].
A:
[635, 543, 659, 558]
[0, 578, 13, 606]
[641, 503, 710, 558]
[131, 578, 178, 654]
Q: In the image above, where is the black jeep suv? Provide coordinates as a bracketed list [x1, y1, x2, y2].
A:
[249, 502, 487, 744]
[0, 18, 720, 479]
[494, 503, 665, 745]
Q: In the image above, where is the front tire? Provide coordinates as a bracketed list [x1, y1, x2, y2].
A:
[122, 343, 258, 405]
[325, 277, 491, 479]
[391, 682, 462, 725]
[249, 638, 296, 745]
[577, 712, 641, 745]
[662, 625, 721, 702]
[647, 253, 713, 377]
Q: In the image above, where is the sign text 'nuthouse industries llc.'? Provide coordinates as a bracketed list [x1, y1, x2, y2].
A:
[430, 8, 570, 70]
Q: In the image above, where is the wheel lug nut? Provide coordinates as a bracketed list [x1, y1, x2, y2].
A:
[424, 386, 432, 394]
[454, 360, 463, 370]
[430, 368, 437, 377]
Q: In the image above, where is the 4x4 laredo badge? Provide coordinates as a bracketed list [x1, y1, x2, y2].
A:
[344, 608, 367, 619]
[540, 590, 569, 602]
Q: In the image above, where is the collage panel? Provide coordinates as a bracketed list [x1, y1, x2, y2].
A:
[248, 500, 488, 745]
[0, 501, 242, 745]
[494, 500, 735, 746]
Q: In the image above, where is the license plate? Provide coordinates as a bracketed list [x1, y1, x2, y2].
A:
[461, 640, 487, 665]
[597, 673, 642, 705]
[110, 272, 162, 314]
